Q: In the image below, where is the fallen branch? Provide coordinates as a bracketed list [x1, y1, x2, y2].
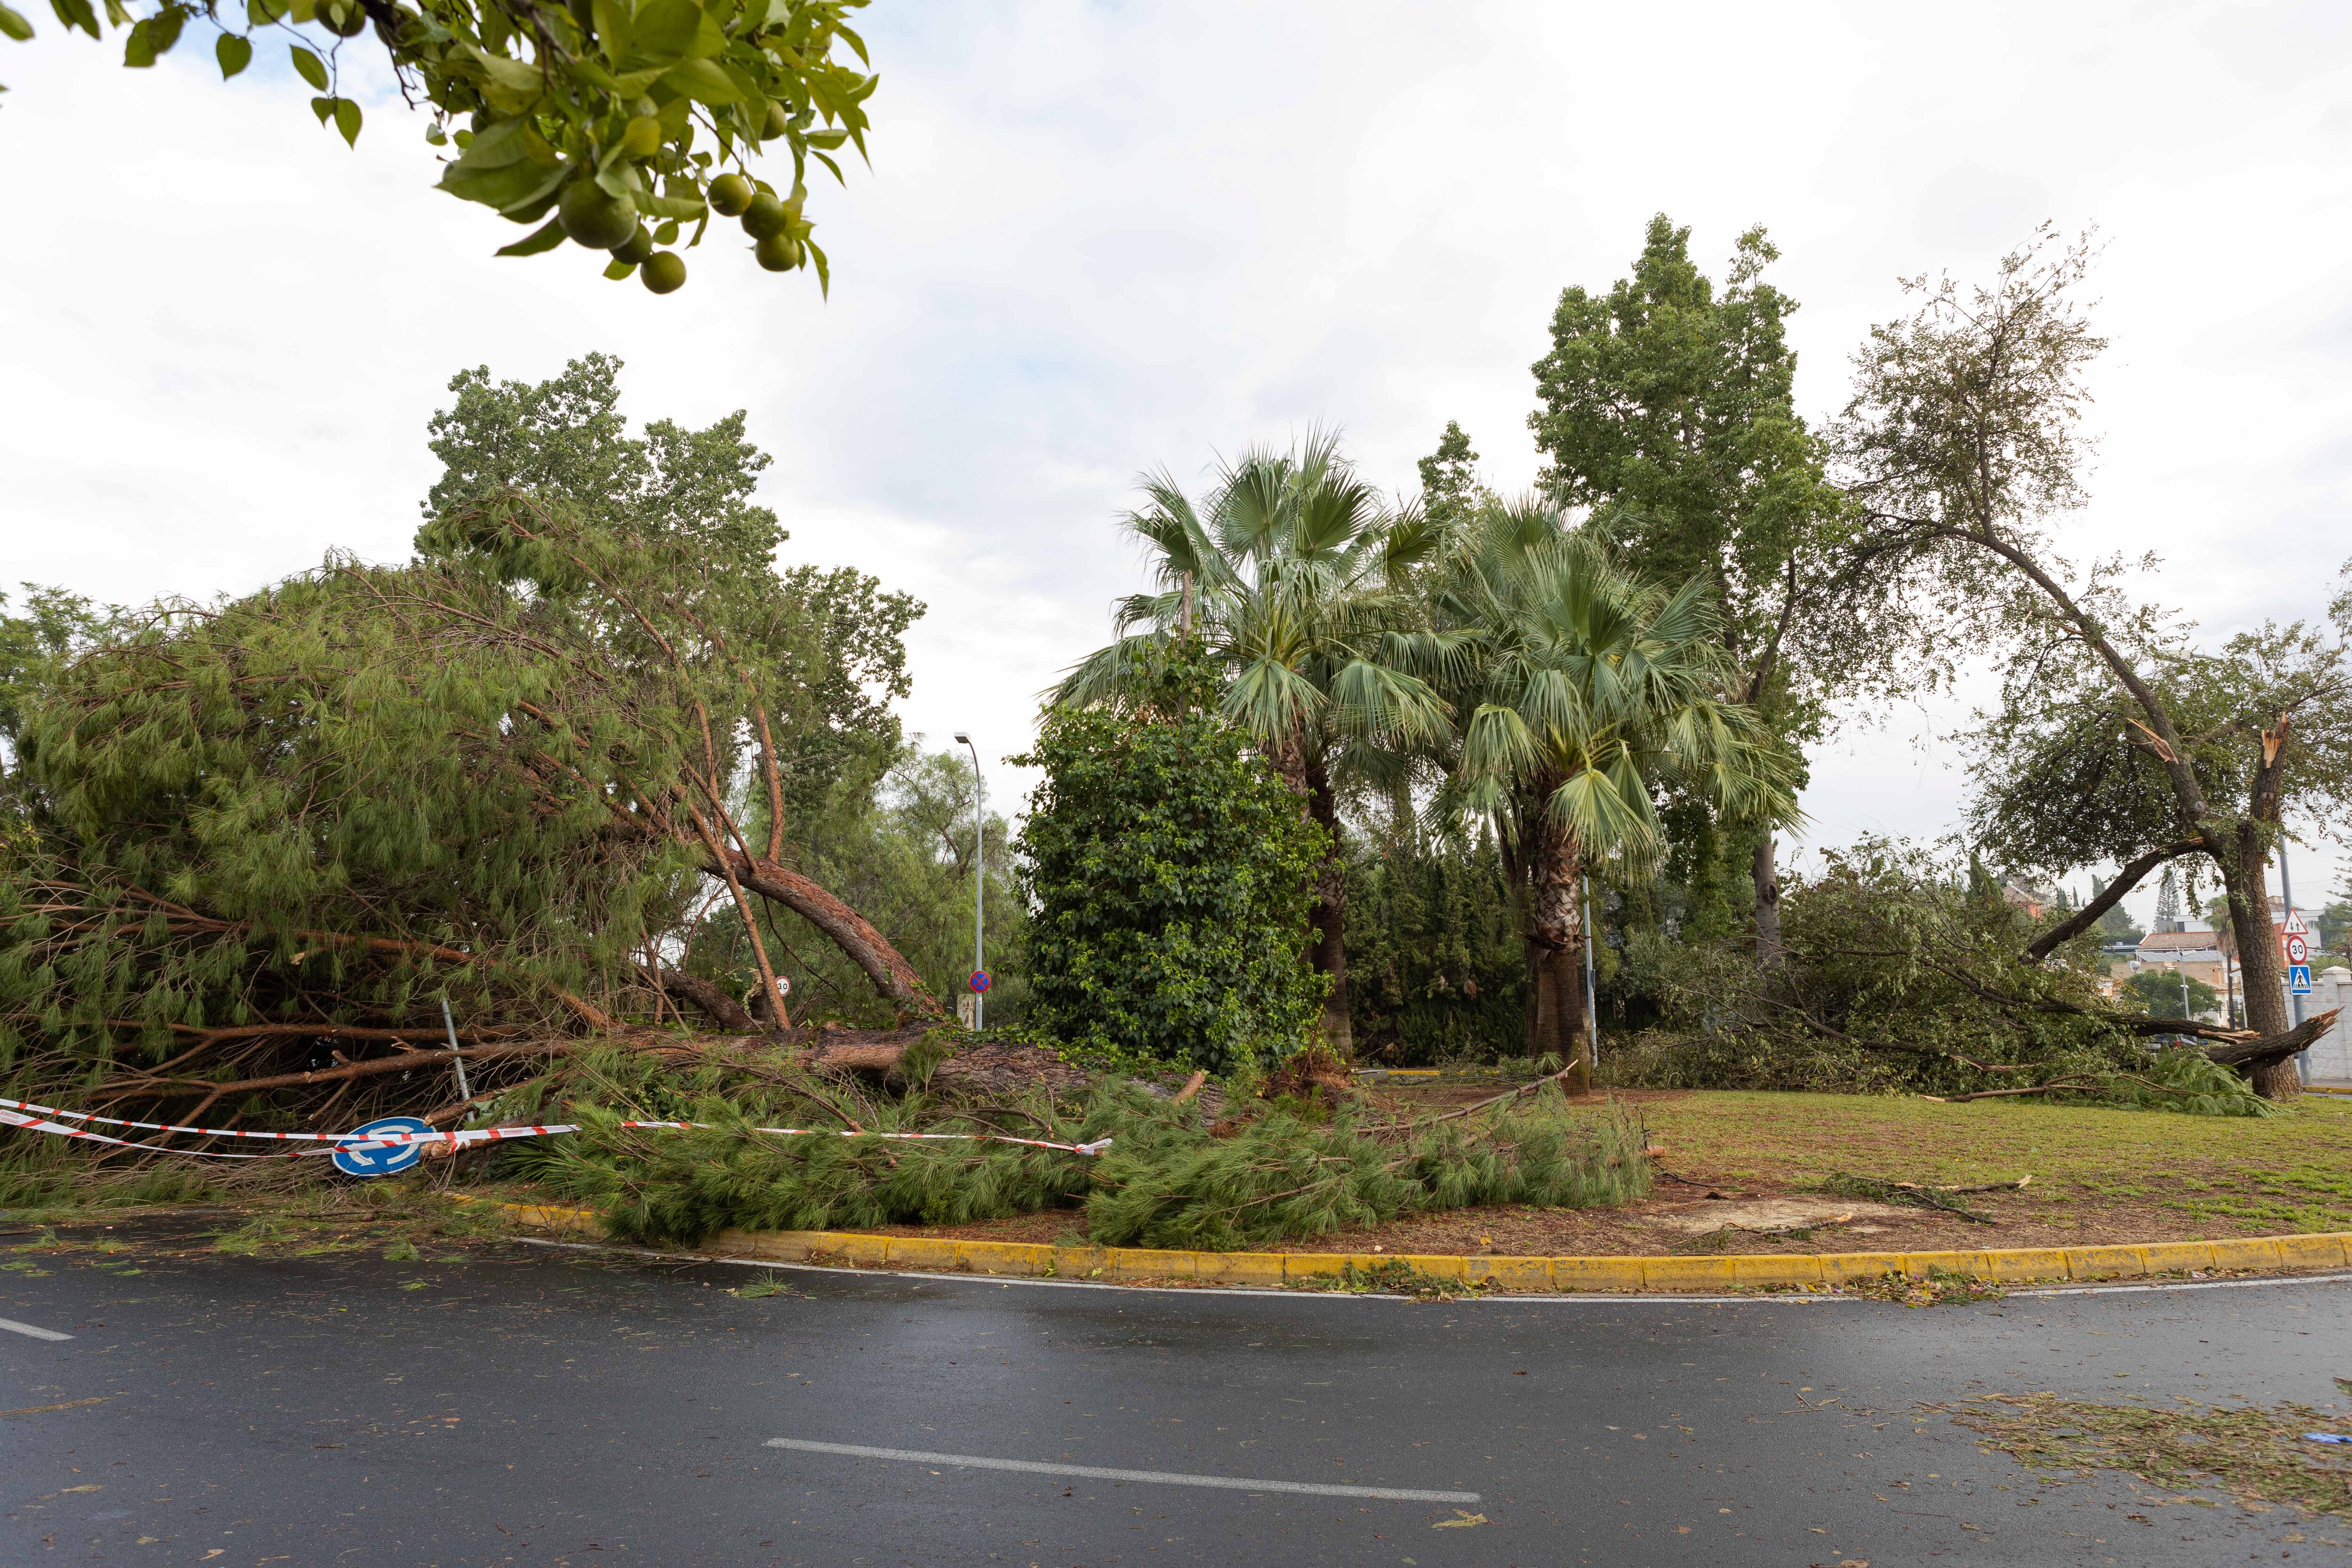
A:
[1823, 1170, 2002, 1224]
[89, 1039, 574, 1102]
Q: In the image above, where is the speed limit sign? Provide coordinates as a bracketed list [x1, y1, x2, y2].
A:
[2286, 933, 2310, 965]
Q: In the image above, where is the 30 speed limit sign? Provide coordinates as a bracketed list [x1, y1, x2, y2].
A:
[2286, 933, 2310, 965]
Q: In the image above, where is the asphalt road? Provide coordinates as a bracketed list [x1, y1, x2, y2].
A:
[2, 1221, 2348, 1567]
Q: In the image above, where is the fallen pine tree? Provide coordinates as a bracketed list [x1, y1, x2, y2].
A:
[494, 1043, 1653, 1250]
[0, 489, 947, 1136]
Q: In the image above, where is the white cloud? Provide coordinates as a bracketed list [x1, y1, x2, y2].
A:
[3, 0, 2348, 912]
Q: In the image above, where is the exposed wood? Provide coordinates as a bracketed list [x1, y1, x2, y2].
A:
[1171, 1070, 1208, 1105]
[2201, 1009, 2337, 1072]
[651, 967, 763, 1034]
[715, 850, 945, 1019]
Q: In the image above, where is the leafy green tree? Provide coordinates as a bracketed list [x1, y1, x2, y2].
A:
[0, 370, 937, 1121]
[1056, 435, 1449, 1055]
[1340, 826, 1522, 1064]
[1836, 227, 2352, 1096]
[2092, 875, 2145, 945]
[1018, 651, 1327, 1074]
[2, 0, 875, 292]
[420, 354, 918, 832]
[2124, 969, 2219, 1022]
[1415, 421, 1491, 533]
[1527, 216, 1850, 964]
[2153, 864, 2183, 930]
[1425, 504, 1800, 1080]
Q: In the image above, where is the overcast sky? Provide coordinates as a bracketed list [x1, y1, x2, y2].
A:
[4, 0, 2348, 927]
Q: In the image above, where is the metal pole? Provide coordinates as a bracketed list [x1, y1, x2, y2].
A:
[2280, 841, 2307, 1079]
[1581, 875, 1598, 1078]
[441, 995, 471, 1104]
[955, 732, 985, 1030]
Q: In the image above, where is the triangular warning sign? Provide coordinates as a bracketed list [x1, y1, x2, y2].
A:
[2283, 908, 2310, 935]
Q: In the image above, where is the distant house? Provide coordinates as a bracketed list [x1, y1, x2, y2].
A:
[2133, 929, 2229, 993]
[2001, 879, 2062, 920]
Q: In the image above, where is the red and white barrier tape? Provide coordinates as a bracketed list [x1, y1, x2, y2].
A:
[0, 1095, 1111, 1163]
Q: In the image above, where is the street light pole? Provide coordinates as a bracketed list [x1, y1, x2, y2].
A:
[2280, 840, 2306, 1080]
[954, 732, 985, 1030]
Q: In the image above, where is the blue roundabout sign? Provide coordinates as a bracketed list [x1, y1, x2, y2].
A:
[332, 1115, 432, 1178]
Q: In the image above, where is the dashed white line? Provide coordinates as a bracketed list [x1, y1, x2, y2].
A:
[0, 1317, 74, 1342]
[764, 1437, 1480, 1503]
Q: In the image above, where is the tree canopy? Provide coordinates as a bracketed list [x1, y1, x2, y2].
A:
[2, 0, 876, 292]
[1018, 651, 1327, 1075]
[0, 358, 932, 1128]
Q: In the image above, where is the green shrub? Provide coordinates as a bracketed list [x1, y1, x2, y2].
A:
[1015, 650, 1326, 1074]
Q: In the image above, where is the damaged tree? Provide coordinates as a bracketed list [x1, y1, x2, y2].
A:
[1834, 230, 2352, 1095]
[0, 454, 937, 1130]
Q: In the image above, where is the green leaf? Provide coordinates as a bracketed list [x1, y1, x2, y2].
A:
[652, 219, 680, 245]
[310, 93, 334, 125]
[121, 16, 154, 64]
[494, 216, 566, 257]
[146, 3, 180, 51]
[435, 116, 568, 214]
[215, 32, 251, 77]
[631, 0, 723, 61]
[588, 0, 629, 64]
[244, 0, 279, 20]
[806, 235, 827, 299]
[333, 96, 361, 146]
[660, 57, 738, 105]
[636, 191, 706, 221]
[603, 258, 636, 280]
[0, 0, 33, 37]
[289, 42, 329, 89]
[47, 0, 96, 39]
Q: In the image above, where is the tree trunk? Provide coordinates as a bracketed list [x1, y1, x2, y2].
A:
[1521, 815, 1591, 1092]
[1752, 835, 1784, 969]
[1267, 740, 1351, 1057]
[2226, 820, 2297, 1098]
[1303, 756, 1351, 1057]
[713, 851, 946, 1021]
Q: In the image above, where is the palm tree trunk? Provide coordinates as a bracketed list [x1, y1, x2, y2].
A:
[1753, 834, 1784, 968]
[1303, 755, 1351, 1057]
[1521, 812, 1591, 1091]
[1268, 741, 1351, 1056]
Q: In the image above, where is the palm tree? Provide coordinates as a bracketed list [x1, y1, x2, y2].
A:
[1057, 434, 1451, 1055]
[1428, 499, 1800, 1081]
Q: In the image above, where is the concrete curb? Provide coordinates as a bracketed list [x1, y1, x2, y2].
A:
[451, 1198, 2352, 1293]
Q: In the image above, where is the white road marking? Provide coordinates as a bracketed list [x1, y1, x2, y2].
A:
[764, 1437, 1480, 1503]
[0, 1317, 73, 1342]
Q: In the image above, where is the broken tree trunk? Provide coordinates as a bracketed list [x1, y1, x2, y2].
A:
[711, 851, 946, 1020]
[652, 967, 764, 1034]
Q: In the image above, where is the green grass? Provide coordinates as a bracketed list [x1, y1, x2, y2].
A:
[1638, 1091, 2352, 1234]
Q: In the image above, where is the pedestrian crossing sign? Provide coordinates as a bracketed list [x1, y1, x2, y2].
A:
[2289, 963, 2312, 995]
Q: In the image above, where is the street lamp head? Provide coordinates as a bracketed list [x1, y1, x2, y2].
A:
[953, 731, 971, 745]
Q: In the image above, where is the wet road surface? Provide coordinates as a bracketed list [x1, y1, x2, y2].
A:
[2, 1223, 2347, 1566]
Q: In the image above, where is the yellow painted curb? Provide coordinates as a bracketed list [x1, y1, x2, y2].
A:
[446, 1196, 2352, 1294]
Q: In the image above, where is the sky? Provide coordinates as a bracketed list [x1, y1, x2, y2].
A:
[4, 0, 2349, 929]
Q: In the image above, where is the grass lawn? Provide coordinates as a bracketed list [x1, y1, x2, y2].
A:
[1635, 1089, 2352, 1237]
[10, 1088, 2352, 1265]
